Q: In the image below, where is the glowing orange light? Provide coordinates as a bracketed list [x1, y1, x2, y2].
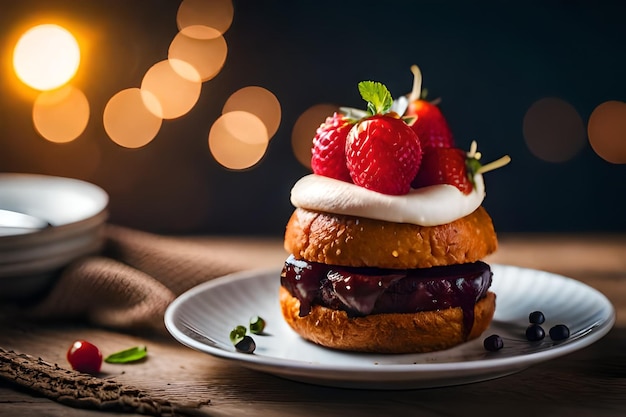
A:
[177, 0, 234, 39]
[588, 100, 626, 164]
[32, 85, 90, 143]
[141, 59, 202, 119]
[209, 111, 269, 170]
[522, 97, 585, 163]
[168, 33, 227, 82]
[13, 24, 80, 91]
[103, 88, 162, 148]
[291, 104, 341, 168]
[223, 86, 281, 139]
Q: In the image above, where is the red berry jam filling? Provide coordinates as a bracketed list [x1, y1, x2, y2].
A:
[280, 255, 492, 337]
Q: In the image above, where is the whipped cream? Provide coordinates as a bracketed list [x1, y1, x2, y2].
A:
[290, 174, 485, 226]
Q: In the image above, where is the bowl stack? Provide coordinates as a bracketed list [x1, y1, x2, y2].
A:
[0, 173, 109, 301]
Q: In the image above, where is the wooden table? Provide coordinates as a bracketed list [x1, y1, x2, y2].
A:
[1, 234, 625, 417]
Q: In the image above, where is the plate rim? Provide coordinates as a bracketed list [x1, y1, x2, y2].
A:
[165, 264, 615, 379]
[0, 173, 109, 235]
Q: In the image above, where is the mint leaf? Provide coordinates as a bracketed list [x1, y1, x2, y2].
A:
[358, 81, 393, 115]
[104, 345, 148, 364]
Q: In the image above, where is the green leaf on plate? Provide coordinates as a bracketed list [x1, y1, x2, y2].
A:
[104, 345, 148, 364]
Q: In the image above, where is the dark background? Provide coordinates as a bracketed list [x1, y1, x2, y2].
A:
[1, 0, 625, 236]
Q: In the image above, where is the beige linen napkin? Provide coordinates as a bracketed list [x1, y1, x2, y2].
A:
[24, 224, 274, 334]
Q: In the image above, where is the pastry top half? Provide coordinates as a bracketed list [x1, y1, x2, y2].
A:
[284, 206, 497, 269]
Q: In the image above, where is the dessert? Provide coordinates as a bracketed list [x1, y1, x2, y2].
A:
[280, 68, 510, 354]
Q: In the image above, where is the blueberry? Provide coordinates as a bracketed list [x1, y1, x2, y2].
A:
[549, 324, 570, 341]
[483, 334, 504, 352]
[529, 311, 545, 324]
[525, 324, 545, 341]
[234, 335, 256, 354]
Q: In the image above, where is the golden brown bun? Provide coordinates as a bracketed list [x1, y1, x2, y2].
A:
[280, 286, 496, 354]
[284, 207, 497, 269]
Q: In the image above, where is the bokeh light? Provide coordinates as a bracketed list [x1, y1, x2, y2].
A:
[209, 111, 269, 170]
[522, 97, 586, 163]
[291, 104, 340, 169]
[177, 0, 234, 39]
[103, 88, 162, 148]
[101, 0, 233, 146]
[168, 32, 227, 82]
[13, 24, 80, 91]
[588, 100, 626, 164]
[32, 85, 89, 143]
[141, 59, 202, 119]
[222, 86, 281, 138]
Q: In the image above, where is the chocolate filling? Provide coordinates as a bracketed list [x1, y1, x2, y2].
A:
[280, 255, 493, 337]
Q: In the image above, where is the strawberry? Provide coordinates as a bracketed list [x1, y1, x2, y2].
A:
[405, 65, 454, 149]
[345, 81, 422, 195]
[311, 112, 354, 182]
[407, 100, 454, 149]
[412, 141, 512, 194]
[411, 147, 472, 194]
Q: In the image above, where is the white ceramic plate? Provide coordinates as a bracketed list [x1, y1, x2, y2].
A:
[165, 265, 615, 389]
[0, 173, 109, 299]
[0, 173, 108, 243]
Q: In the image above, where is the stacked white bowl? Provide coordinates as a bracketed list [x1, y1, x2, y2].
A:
[0, 173, 109, 301]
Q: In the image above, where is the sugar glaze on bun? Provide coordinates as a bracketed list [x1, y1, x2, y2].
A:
[284, 206, 497, 269]
[280, 286, 496, 354]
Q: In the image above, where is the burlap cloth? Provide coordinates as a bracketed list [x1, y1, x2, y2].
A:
[21, 224, 266, 334]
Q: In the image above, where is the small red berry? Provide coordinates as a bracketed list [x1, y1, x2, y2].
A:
[406, 99, 454, 149]
[67, 340, 103, 374]
[411, 147, 473, 194]
[412, 141, 512, 193]
[346, 114, 422, 195]
[405, 65, 454, 150]
[311, 112, 353, 183]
